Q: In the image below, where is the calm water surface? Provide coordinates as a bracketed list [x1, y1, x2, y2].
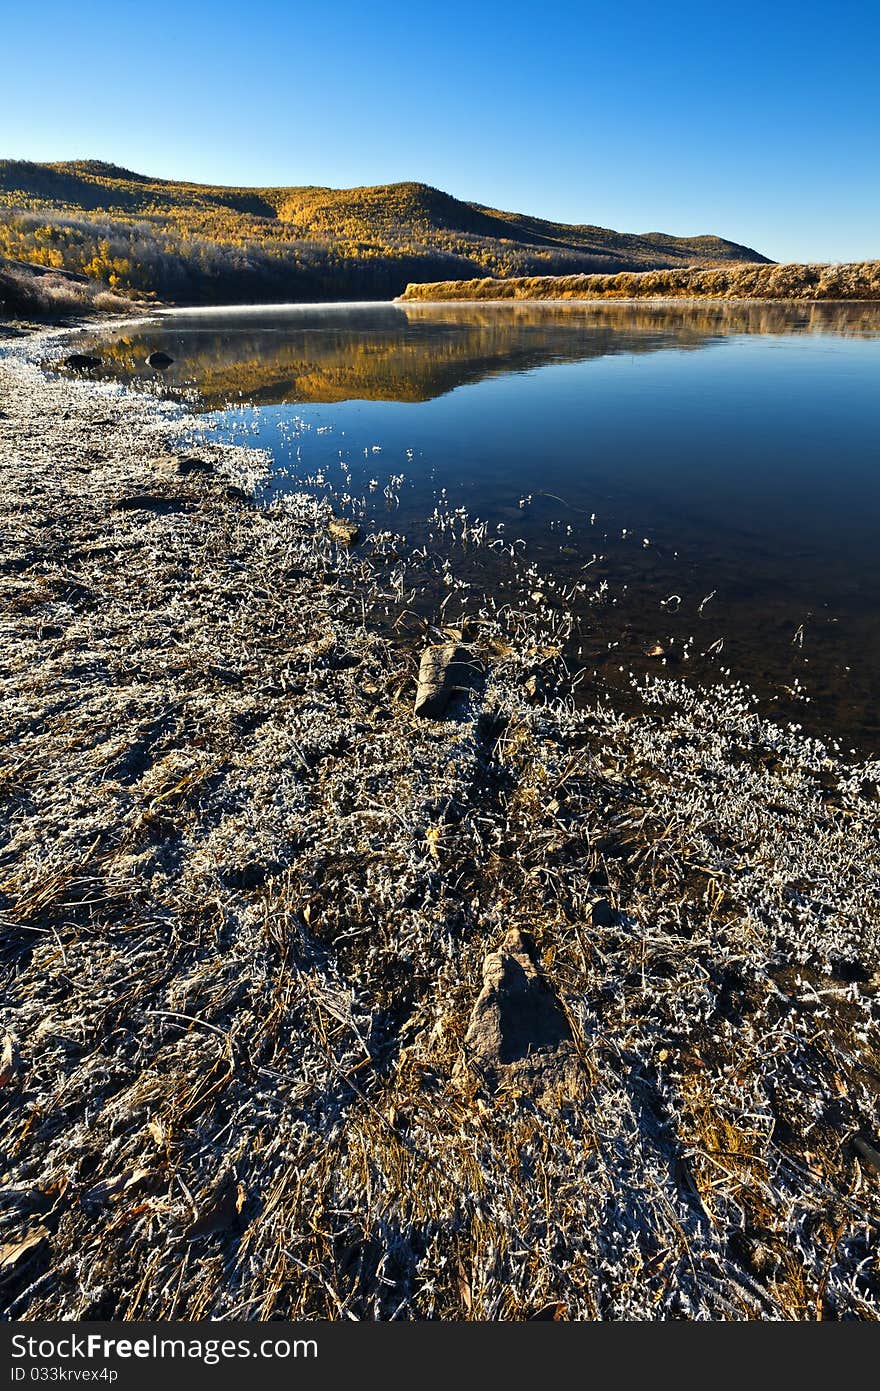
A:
[76, 301, 880, 748]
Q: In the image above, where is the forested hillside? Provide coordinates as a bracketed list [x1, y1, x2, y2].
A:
[0, 159, 770, 305]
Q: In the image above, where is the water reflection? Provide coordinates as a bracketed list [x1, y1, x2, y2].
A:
[81, 299, 880, 408]
[76, 301, 880, 748]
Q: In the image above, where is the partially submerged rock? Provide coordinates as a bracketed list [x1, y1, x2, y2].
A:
[146, 351, 174, 369]
[456, 928, 583, 1103]
[62, 353, 101, 370]
[327, 515, 360, 547]
[414, 643, 483, 719]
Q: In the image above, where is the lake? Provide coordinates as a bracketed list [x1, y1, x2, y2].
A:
[71, 300, 880, 749]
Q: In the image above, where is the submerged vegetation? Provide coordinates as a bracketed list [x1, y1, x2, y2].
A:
[399, 262, 880, 302]
[0, 159, 768, 307]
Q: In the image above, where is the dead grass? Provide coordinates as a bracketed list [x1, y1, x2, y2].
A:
[399, 262, 880, 303]
[0, 335, 878, 1321]
[0, 257, 136, 320]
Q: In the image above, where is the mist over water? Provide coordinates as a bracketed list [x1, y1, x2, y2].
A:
[80, 300, 880, 747]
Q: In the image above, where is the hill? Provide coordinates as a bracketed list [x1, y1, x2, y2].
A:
[0, 159, 770, 306]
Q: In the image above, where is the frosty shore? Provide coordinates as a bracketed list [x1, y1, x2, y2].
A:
[1, 328, 879, 1320]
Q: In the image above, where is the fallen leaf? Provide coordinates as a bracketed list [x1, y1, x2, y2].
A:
[0, 1226, 49, 1271]
[425, 826, 443, 862]
[147, 1117, 166, 1147]
[530, 1301, 568, 1320]
[456, 1255, 472, 1312]
[0, 1032, 20, 1087]
[186, 1173, 240, 1240]
[84, 1168, 152, 1204]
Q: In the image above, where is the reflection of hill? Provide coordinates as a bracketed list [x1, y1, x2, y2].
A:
[81, 302, 880, 408]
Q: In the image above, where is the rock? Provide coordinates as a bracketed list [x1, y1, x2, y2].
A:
[645, 643, 667, 659]
[62, 353, 101, 370]
[442, 617, 478, 642]
[456, 929, 583, 1103]
[414, 643, 483, 719]
[176, 456, 215, 476]
[112, 493, 192, 513]
[588, 897, 615, 927]
[146, 351, 174, 369]
[853, 1135, 880, 1173]
[327, 515, 360, 547]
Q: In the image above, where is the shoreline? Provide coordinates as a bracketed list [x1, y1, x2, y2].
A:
[5, 292, 879, 327]
[1, 328, 879, 1320]
[396, 293, 880, 306]
[398, 261, 880, 305]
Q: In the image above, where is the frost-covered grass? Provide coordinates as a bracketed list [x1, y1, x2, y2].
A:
[0, 257, 135, 319]
[399, 261, 880, 303]
[0, 338, 878, 1321]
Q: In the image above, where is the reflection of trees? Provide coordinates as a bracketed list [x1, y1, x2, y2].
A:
[402, 299, 880, 338]
[87, 302, 880, 408]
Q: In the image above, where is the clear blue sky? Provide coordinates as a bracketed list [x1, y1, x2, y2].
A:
[5, 0, 878, 262]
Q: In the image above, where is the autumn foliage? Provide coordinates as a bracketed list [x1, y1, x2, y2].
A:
[0, 159, 769, 306]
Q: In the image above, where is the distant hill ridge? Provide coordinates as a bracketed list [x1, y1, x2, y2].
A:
[0, 158, 770, 305]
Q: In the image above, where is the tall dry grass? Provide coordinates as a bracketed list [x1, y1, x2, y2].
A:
[0, 258, 134, 319]
[399, 261, 880, 302]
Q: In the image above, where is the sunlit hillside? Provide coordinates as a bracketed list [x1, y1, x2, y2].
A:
[0, 159, 769, 306]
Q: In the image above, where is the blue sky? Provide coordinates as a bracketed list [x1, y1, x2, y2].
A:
[5, 0, 878, 262]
